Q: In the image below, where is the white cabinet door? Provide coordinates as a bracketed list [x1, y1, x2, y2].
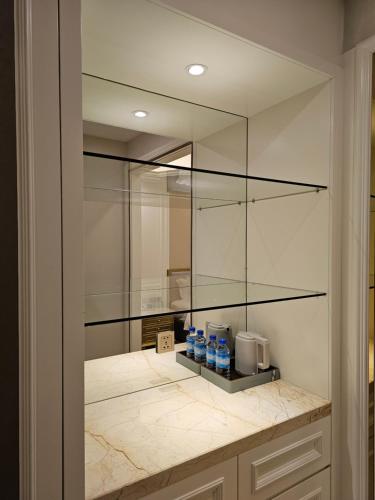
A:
[272, 467, 330, 500]
[142, 457, 237, 500]
[238, 417, 331, 500]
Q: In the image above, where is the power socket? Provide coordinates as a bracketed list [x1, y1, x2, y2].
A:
[156, 331, 174, 353]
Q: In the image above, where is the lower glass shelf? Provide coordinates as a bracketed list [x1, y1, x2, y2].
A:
[84, 275, 326, 326]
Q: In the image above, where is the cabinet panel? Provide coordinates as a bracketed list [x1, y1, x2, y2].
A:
[238, 417, 330, 500]
[142, 457, 237, 500]
[272, 467, 330, 500]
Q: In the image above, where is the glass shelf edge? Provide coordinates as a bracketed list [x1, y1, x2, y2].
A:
[85, 185, 323, 208]
[83, 151, 328, 191]
[84, 185, 245, 206]
[85, 277, 323, 297]
[84, 291, 327, 327]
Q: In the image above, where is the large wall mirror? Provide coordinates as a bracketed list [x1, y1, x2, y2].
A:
[83, 75, 248, 403]
[82, 0, 330, 410]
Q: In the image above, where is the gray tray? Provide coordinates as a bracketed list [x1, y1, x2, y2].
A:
[176, 350, 202, 375]
[201, 364, 280, 393]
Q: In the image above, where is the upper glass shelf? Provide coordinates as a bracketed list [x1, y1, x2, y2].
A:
[84, 151, 327, 210]
[85, 274, 325, 325]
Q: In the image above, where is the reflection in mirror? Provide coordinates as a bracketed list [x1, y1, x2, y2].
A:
[84, 343, 195, 404]
[83, 79, 247, 403]
[82, 71, 326, 405]
[83, 74, 247, 172]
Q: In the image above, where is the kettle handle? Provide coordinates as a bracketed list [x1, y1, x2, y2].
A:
[257, 338, 270, 370]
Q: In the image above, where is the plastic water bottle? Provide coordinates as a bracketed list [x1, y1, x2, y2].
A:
[216, 338, 230, 376]
[206, 335, 217, 369]
[194, 330, 206, 362]
[186, 326, 196, 358]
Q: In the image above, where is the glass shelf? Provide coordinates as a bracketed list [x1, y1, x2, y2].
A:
[84, 274, 326, 326]
[84, 151, 327, 327]
[84, 151, 327, 210]
[84, 185, 233, 210]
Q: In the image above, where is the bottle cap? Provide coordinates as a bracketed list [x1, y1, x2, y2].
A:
[209, 335, 217, 340]
[219, 338, 226, 344]
[197, 329, 204, 336]
[188, 326, 196, 332]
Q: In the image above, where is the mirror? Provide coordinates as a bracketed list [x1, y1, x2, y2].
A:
[82, 0, 330, 406]
[83, 75, 248, 403]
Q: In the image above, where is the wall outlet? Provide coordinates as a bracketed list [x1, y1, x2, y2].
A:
[156, 331, 174, 353]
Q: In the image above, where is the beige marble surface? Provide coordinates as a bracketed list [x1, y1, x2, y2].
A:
[85, 377, 330, 500]
[85, 344, 194, 404]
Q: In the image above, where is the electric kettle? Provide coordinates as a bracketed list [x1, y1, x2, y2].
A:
[206, 322, 233, 354]
[235, 331, 270, 376]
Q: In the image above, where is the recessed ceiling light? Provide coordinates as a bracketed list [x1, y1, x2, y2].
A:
[186, 64, 207, 76]
[132, 110, 149, 118]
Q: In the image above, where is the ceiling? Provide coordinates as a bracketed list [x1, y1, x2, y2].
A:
[82, 74, 245, 142]
[83, 121, 141, 142]
[82, 0, 330, 118]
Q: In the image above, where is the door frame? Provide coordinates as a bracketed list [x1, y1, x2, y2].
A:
[342, 37, 375, 500]
[16, 0, 84, 498]
[16, 1, 343, 498]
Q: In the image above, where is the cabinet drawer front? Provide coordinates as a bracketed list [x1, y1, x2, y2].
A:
[238, 417, 330, 500]
[272, 467, 330, 500]
[141, 457, 237, 500]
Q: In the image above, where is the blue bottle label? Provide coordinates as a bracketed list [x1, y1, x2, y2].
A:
[216, 351, 230, 369]
[206, 347, 216, 365]
[194, 344, 206, 358]
[186, 336, 195, 354]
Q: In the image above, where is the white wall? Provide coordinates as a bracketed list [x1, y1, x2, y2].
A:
[83, 134, 128, 157]
[246, 82, 332, 398]
[194, 120, 247, 174]
[191, 118, 247, 335]
[159, 0, 344, 66]
[83, 135, 130, 359]
[344, 0, 375, 50]
[127, 133, 184, 161]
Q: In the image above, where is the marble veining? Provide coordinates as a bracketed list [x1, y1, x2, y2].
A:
[85, 344, 194, 404]
[85, 377, 330, 500]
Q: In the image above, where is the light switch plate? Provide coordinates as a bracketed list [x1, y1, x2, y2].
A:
[156, 331, 174, 353]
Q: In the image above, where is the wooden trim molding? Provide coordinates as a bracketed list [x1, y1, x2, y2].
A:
[15, 1, 37, 497]
[176, 477, 224, 500]
[15, 0, 63, 499]
[353, 47, 373, 500]
[342, 45, 373, 500]
[251, 432, 324, 492]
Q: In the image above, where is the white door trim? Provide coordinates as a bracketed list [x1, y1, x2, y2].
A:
[15, 0, 37, 497]
[342, 43, 373, 500]
[16, 0, 64, 497]
[15, 0, 84, 498]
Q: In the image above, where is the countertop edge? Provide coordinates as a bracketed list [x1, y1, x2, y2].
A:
[94, 402, 331, 500]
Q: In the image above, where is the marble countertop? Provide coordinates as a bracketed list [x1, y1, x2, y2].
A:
[85, 344, 195, 404]
[85, 372, 330, 500]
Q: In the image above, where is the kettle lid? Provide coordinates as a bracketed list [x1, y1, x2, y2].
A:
[237, 331, 256, 341]
[207, 321, 230, 331]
